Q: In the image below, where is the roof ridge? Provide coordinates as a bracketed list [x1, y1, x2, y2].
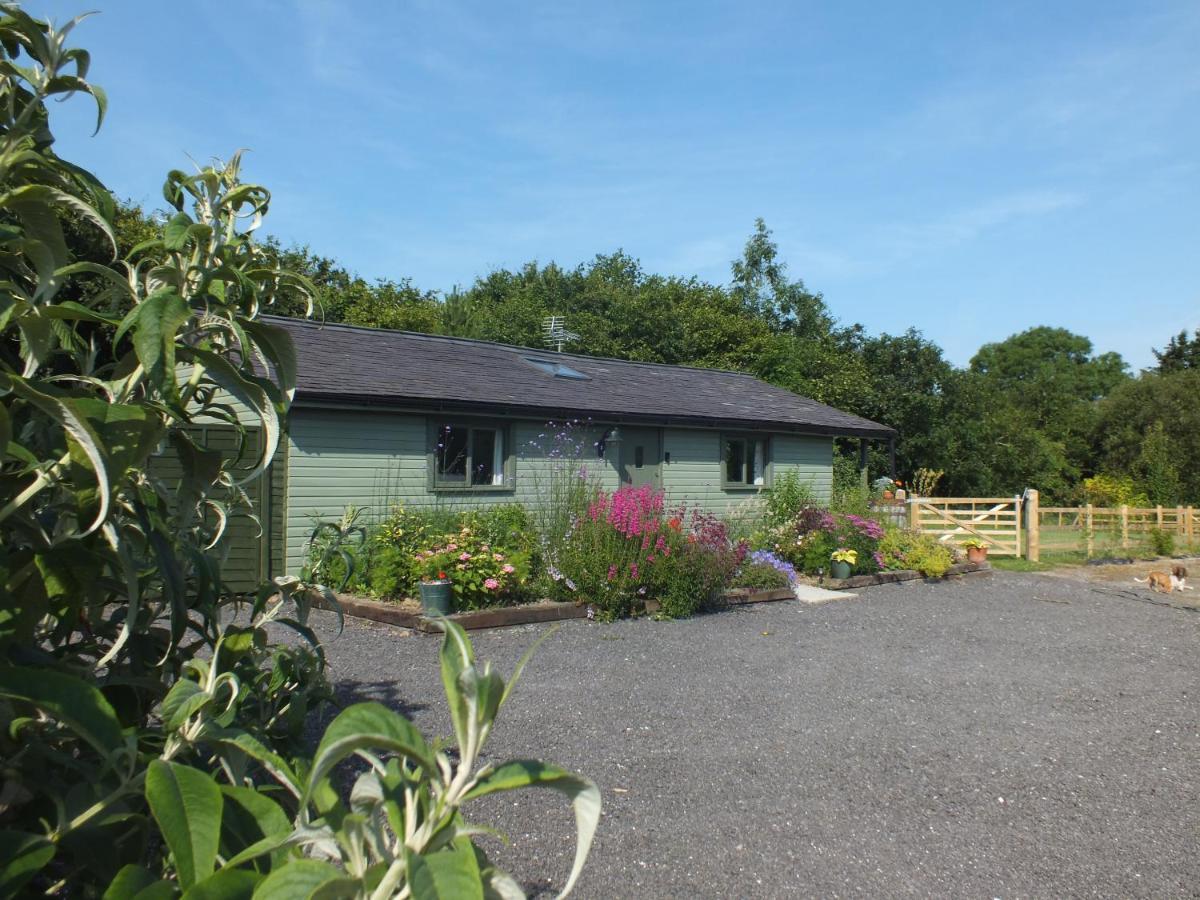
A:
[260, 314, 753, 378]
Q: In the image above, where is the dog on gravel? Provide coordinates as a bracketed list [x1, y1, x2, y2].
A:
[1134, 571, 1174, 594]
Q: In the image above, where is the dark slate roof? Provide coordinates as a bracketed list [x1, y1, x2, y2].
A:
[265, 316, 894, 439]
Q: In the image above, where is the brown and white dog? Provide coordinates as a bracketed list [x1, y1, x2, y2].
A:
[1134, 565, 1192, 594]
[1134, 571, 1173, 593]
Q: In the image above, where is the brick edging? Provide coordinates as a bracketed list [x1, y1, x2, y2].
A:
[824, 561, 989, 590]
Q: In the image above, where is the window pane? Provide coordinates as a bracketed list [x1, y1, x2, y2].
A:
[724, 439, 745, 483]
[634, 445, 644, 469]
[471, 429, 497, 486]
[437, 425, 468, 483]
[751, 440, 765, 486]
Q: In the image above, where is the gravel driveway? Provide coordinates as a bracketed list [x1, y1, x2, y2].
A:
[299, 571, 1199, 898]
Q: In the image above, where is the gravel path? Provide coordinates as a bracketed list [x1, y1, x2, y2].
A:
[298, 572, 1199, 898]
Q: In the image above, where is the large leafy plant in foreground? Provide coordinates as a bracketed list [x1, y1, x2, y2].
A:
[126, 621, 600, 898]
[0, 6, 598, 896]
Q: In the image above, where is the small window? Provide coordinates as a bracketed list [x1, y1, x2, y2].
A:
[435, 424, 507, 489]
[722, 435, 767, 488]
[523, 357, 591, 380]
[634, 446, 644, 468]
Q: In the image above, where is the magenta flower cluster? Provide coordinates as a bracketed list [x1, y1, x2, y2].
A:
[588, 484, 665, 538]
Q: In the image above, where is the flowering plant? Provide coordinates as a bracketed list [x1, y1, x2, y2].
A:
[831, 548, 858, 564]
[549, 485, 746, 619]
[959, 537, 988, 549]
[416, 526, 530, 610]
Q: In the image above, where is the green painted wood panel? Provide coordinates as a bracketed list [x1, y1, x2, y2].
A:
[284, 410, 621, 572]
[660, 428, 832, 515]
[282, 411, 833, 573]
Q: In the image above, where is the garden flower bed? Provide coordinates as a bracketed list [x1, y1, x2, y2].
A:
[305, 431, 983, 625]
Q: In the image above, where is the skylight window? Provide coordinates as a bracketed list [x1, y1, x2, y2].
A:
[523, 357, 590, 380]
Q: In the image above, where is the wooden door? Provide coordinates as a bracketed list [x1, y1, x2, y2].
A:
[618, 428, 662, 489]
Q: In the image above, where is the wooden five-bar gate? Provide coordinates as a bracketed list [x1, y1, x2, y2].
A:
[907, 493, 1032, 558]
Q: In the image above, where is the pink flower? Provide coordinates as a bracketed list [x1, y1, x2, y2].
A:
[492, 553, 504, 562]
[629, 563, 639, 579]
[502, 564, 515, 574]
[484, 578, 500, 590]
[447, 543, 458, 551]
[607, 564, 617, 582]
[458, 552, 471, 561]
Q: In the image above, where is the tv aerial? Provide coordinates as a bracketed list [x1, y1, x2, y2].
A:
[541, 315, 580, 352]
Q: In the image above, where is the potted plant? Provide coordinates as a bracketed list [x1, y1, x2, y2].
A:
[960, 538, 989, 565]
[830, 548, 857, 580]
[872, 476, 896, 501]
[418, 562, 454, 616]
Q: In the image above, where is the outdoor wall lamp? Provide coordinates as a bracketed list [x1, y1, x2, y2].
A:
[596, 426, 622, 458]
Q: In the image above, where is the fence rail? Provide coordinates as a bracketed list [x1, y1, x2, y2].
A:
[1037, 504, 1196, 555]
[899, 495, 1197, 561]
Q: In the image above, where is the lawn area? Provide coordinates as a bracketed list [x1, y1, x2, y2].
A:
[299, 570, 1199, 898]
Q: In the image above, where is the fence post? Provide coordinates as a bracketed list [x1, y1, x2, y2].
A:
[1085, 503, 1094, 558]
[1177, 506, 1184, 537]
[1189, 506, 1196, 547]
[1156, 505, 1163, 530]
[908, 498, 919, 531]
[1025, 490, 1039, 562]
[1120, 505, 1129, 550]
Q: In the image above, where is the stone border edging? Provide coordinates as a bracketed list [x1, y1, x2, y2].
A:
[824, 560, 989, 589]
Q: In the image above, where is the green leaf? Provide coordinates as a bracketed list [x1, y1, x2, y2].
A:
[407, 839, 484, 900]
[102, 865, 169, 900]
[163, 212, 193, 251]
[218, 785, 290, 868]
[0, 374, 111, 534]
[182, 867, 262, 900]
[240, 319, 298, 403]
[0, 830, 55, 898]
[438, 621, 475, 752]
[180, 347, 279, 484]
[303, 702, 435, 809]
[206, 729, 301, 799]
[251, 859, 352, 900]
[145, 760, 224, 890]
[160, 678, 208, 731]
[0, 666, 125, 756]
[116, 289, 191, 395]
[463, 761, 601, 899]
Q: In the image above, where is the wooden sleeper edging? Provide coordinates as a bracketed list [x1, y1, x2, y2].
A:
[316, 566, 987, 632]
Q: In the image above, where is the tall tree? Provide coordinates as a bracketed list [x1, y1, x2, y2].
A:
[1152, 328, 1200, 373]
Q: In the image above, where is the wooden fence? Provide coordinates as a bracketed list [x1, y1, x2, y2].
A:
[897, 492, 1197, 561]
[1038, 504, 1197, 556]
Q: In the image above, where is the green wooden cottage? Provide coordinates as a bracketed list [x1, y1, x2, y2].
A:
[227, 317, 894, 589]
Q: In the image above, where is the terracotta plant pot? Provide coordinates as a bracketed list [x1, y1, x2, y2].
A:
[882, 490, 895, 501]
[966, 546, 988, 564]
[830, 560, 853, 580]
[418, 580, 454, 616]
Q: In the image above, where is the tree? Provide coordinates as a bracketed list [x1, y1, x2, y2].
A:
[1135, 421, 1182, 506]
[1094, 370, 1200, 502]
[1152, 328, 1200, 373]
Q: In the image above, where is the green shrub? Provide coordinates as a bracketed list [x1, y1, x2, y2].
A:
[732, 560, 792, 590]
[877, 528, 954, 577]
[417, 524, 532, 609]
[1149, 528, 1176, 557]
[762, 470, 818, 526]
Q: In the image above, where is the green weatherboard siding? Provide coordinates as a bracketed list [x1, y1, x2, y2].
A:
[283, 408, 834, 572]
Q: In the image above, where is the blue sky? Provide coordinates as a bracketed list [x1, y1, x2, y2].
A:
[30, 0, 1200, 369]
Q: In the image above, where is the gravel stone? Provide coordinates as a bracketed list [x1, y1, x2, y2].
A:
[293, 572, 1200, 898]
